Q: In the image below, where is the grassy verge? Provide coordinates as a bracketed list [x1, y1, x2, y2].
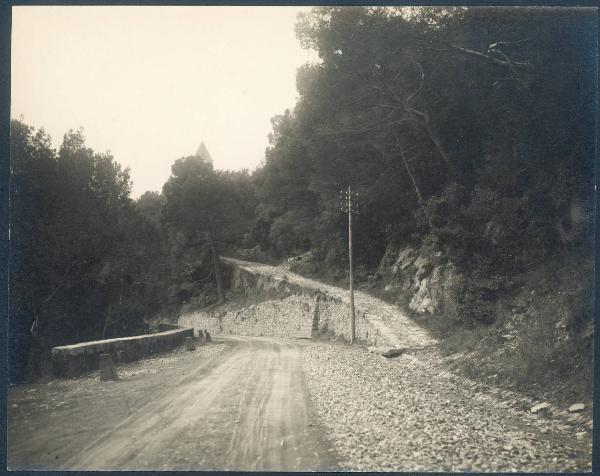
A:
[394, 274, 593, 407]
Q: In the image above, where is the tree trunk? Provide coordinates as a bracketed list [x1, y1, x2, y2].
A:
[398, 143, 424, 205]
[394, 134, 434, 230]
[422, 121, 452, 171]
[102, 302, 112, 339]
[25, 339, 43, 381]
[211, 243, 225, 304]
[403, 104, 461, 182]
[24, 311, 40, 381]
[205, 227, 225, 304]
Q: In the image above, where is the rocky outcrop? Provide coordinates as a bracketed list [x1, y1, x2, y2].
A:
[377, 245, 461, 316]
[180, 295, 314, 339]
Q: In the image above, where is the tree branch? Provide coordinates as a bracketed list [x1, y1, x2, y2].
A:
[41, 261, 74, 307]
[394, 133, 424, 205]
[406, 61, 425, 104]
[450, 43, 514, 67]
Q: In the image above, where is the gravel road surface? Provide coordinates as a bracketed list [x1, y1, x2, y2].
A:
[8, 334, 591, 472]
[8, 337, 338, 471]
[301, 342, 592, 472]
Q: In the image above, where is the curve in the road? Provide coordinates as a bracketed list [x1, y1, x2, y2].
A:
[61, 336, 338, 471]
[224, 257, 436, 348]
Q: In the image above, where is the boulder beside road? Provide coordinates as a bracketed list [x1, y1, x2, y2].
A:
[368, 347, 408, 358]
[530, 402, 551, 414]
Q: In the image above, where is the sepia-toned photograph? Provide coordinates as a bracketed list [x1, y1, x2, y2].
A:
[7, 4, 596, 472]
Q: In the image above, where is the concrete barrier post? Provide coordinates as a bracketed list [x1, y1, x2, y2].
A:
[185, 336, 196, 351]
[99, 353, 119, 380]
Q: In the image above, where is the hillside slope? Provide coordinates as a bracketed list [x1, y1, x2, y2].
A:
[180, 257, 592, 424]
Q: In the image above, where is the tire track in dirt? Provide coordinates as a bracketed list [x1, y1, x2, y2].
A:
[57, 336, 337, 471]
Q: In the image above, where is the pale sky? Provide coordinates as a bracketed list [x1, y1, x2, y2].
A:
[11, 6, 318, 197]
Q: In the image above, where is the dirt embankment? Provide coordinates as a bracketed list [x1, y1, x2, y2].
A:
[202, 258, 593, 456]
[179, 257, 435, 349]
[374, 245, 594, 405]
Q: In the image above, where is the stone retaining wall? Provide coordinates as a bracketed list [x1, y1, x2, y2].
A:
[315, 294, 388, 345]
[51, 324, 194, 378]
[179, 264, 391, 346]
[180, 295, 314, 339]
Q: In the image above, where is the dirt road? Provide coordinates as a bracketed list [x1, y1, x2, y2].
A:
[224, 256, 435, 348]
[9, 333, 592, 472]
[8, 336, 338, 471]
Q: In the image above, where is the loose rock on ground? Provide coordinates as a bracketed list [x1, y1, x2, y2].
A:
[300, 342, 592, 472]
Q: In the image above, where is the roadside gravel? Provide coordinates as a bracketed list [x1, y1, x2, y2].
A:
[11, 342, 227, 405]
[8, 341, 228, 470]
[67, 341, 228, 381]
[300, 342, 592, 472]
[112, 341, 227, 378]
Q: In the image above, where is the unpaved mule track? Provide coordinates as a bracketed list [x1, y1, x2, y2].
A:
[224, 256, 435, 348]
[8, 336, 337, 471]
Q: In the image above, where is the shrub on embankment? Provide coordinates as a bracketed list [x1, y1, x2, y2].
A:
[435, 252, 594, 405]
[236, 7, 595, 405]
[288, 244, 594, 405]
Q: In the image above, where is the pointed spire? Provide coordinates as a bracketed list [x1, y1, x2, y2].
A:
[195, 141, 213, 165]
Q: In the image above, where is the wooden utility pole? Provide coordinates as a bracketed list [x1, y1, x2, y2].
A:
[340, 186, 359, 344]
[348, 186, 355, 344]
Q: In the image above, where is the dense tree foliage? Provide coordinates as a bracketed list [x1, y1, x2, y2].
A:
[162, 157, 252, 302]
[9, 6, 595, 382]
[251, 6, 596, 322]
[9, 122, 168, 381]
[9, 123, 255, 382]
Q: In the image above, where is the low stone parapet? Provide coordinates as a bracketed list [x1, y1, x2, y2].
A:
[51, 324, 194, 378]
[179, 277, 390, 346]
[158, 323, 184, 332]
